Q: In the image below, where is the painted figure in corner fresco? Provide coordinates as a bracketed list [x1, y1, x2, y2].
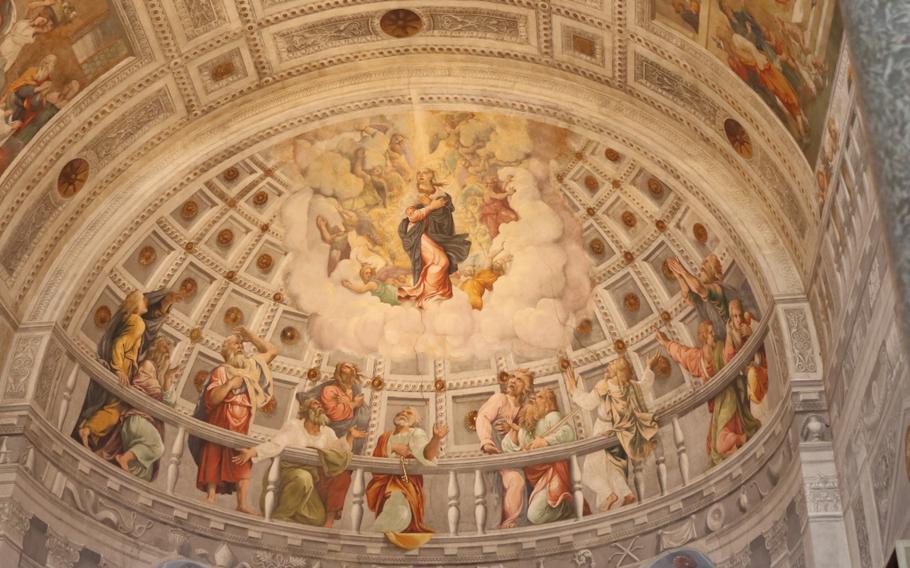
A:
[562, 355, 659, 512]
[232, 395, 363, 527]
[188, 326, 275, 515]
[366, 407, 447, 550]
[475, 369, 535, 529]
[300, 361, 373, 454]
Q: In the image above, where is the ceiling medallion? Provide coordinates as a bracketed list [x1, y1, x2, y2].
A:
[621, 211, 636, 228]
[693, 223, 709, 244]
[252, 191, 269, 206]
[223, 167, 240, 181]
[584, 175, 599, 191]
[660, 310, 672, 323]
[189, 327, 203, 342]
[280, 326, 299, 345]
[180, 277, 198, 297]
[380, 8, 423, 38]
[434, 379, 447, 392]
[622, 251, 634, 264]
[556, 173, 565, 182]
[93, 305, 111, 328]
[653, 355, 672, 379]
[57, 158, 89, 198]
[661, 259, 675, 280]
[589, 238, 605, 255]
[180, 200, 199, 220]
[224, 306, 244, 325]
[724, 118, 754, 159]
[225, 270, 236, 281]
[257, 253, 273, 272]
[260, 223, 270, 232]
[137, 245, 157, 266]
[194, 370, 209, 392]
[575, 318, 593, 335]
[613, 339, 627, 352]
[464, 410, 478, 432]
[604, 148, 621, 162]
[585, 207, 597, 217]
[647, 177, 664, 197]
[210, 61, 235, 82]
[559, 357, 572, 371]
[655, 219, 668, 232]
[306, 367, 320, 381]
[623, 293, 641, 312]
[273, 291, 284, 303]
[371, 376, 385, 390]
[611, 179, 621, 189]
[217, 228, 234, 247]
[226, 198, 238, 208]
[185, 242, 196, 252]
[574, 151, 585, 160]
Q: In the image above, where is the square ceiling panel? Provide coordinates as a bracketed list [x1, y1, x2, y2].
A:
[80, 285, 123, 345]
[676, 208, 719, 255]
[571, 166, 608, 199]
[268, 309, 308, 361]
[633, 170, 673, 209]
[243, 239, 286, 284]
[447, 355, 494, 376]
[583, 224, 616, 266]
[122, 231, 175, 287]
[450, 391, 497, 448]
[633, 340, 686, 402]
[170, 261, 218, 322]
[571, 312, 608, 350]
[605, 196, 650, 245]
[605, 273, 654, 330]
[214, 160, 257, 194]
[243, 179, 284, 218]
[643, 241, 684, 300]
[204, 214, 254, 265]
[170, 189, 218, 233]
[208, 288, 265, 338]
[178, 348, 222, 406]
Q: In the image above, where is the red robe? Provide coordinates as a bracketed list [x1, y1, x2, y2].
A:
[195, 366, 253, 493]
[524, 459, 573, 510]
[365, 432, 432, 533]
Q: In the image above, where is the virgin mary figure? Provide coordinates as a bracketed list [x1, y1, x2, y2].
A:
[397, 169, 471, 308]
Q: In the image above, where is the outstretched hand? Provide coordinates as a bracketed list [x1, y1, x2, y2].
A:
[233, 325, 256, 342]
[655, 330, 670, 347]
[432, 423, 449, 439]
[231, 447, 256, 465]
[646, 351, 661, 370]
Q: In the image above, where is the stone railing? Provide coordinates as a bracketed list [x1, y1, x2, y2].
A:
[48, 315, 773, 539]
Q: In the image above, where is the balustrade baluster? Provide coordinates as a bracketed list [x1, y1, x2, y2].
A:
[655, 440, 668, 496]
[166, 426, 186, 495]
[57, 366, 79, 429]
[264, 457, 281, 521]
[351, 467, 365, 533]
[570, 454, 584, 520]
[473, 470, 486, 534]
[447, 470, 460, 534]
[672, 416, 690, 485]
[632, 459, 646, 502]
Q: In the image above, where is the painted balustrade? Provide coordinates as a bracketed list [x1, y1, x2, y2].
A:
[47, 313, 772, 536]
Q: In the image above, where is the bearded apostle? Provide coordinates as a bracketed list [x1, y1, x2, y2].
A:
[189, 326, 276, 514]
[502, 388, 582, 525]
[475, 369, 534, 528]
[301, 362, 371, 454]
[725, 299, 768, 405]
[563, 356, 659, 511]
[366, 408, 448, 549]
[656, 322, 760, 467]
[232, 396, 363, 527]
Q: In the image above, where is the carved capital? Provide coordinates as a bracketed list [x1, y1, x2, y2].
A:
[0, 500, 32, 544]
[46, 530, 81, 568]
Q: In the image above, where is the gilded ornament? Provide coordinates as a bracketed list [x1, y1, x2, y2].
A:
[434, 379, 446, 392]
[189, 327, 203, 342]
[611, 179, 621, 189]
[223, 307, 243, 325]
[647, 177, 664, 196]
[623, 251, 634, 264]
[589, 238, 605, 255]
[464, 410, 478, 432]
[623, 293, 641, 312]
[380, 9, 423, 38]
[621, 211, 636, 228]
[584, 175, 599, 191]
[306, 367, 320, 381]
[225, 270, 236, 280]
[575, 318, 593, 335]
[655, 219, 667, 232]
[252, 191, 269, 206]
[604, 148, 621, 162]
[371, 376, 385, 390]
[693, 223, 709, 244]
[613, 339, 627, 352]
[272, 292, 284, 303]
[223, 167, 240, 181]
[210, 61, 235, 82]
[724, 118, 753, 159]
[180, 277, 198, 297]
[93, 306, 111, 328]
[57, 158, 89, 198]
[137, 246, 157, 266]
[280, 326, 299, 345]
[257, 254, 273, 272]
[218, 229, 236, 247]
[586, 207, 597, 217]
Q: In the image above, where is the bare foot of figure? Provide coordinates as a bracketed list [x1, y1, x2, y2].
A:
[235, 504, 259, 516]
[79, 427, 90, 448]
[206, 487, 216, 504]
[114, 453, 132, 472]
[601, 493, 620, 512]
[500, 520, 518, 529]
[323, 517, 335, 528]
[622, 494, 636, 506]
